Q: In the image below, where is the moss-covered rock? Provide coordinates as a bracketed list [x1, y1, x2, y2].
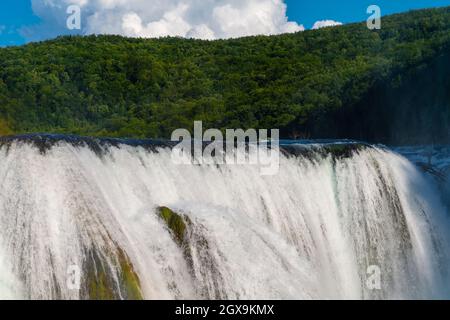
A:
[83, 246, 143, 300]
[157, 206, 187, 245]
[117, 248, 143, 300]
[84, 250, 115, 300]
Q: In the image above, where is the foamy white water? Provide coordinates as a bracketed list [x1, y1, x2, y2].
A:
[0, 138, 448, 299]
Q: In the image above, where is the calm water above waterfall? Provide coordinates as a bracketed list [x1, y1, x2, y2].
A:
[0, 135, 449, 300]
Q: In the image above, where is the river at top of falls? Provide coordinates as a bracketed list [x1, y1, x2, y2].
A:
[0, 134, 448, 300]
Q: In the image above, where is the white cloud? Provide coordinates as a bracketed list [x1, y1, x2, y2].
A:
[25, 0, 304, 41]
[0, 25, 5, 35]
[311, 20, 342, 30]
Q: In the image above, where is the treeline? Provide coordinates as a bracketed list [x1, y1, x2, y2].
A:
[0, 7, 450, 144]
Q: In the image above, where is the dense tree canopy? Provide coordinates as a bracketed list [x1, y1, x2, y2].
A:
[0, 7, 449, 144]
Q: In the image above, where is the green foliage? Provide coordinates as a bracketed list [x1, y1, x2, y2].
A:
[0, 119, 12, 136]
[0, 7, 449, 143]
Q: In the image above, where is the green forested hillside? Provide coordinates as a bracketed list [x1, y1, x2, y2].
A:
[0, 7, 450, 144]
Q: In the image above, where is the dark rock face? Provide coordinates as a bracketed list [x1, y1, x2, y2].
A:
[0, 133, 373, 161]
[0, 133, 176, 156]
[281, 142, 372, 160]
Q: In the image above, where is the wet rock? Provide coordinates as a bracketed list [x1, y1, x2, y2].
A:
[281, 143, 369, 160]
[157, 206, 188, 245]
[82, 247, 143, 300]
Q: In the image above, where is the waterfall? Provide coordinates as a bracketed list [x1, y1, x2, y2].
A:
[0, 135, 448, 300]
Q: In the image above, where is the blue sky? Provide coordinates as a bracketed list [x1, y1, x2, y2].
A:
[1, 0, 450, 47]
[286, 0, 450, 28]
[0, 0, 38, 46]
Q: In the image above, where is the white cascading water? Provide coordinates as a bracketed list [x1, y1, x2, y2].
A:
[0, 137, 449, 300]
